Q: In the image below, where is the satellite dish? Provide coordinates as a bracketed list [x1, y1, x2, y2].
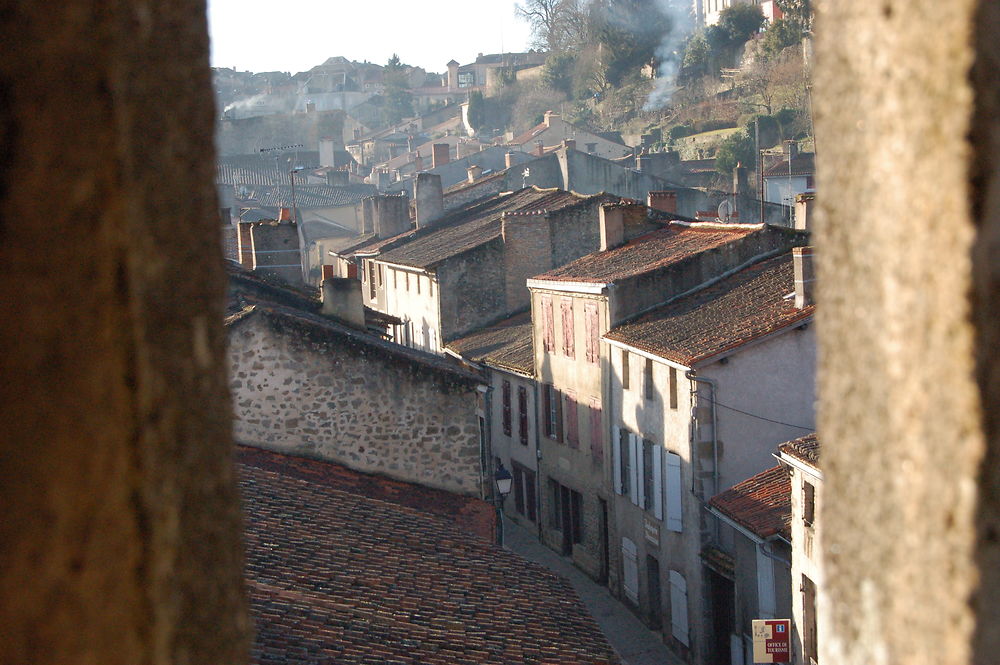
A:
[718, 199, 733, 222]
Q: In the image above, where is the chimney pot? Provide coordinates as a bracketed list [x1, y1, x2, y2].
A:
[534, 140, 544, 157]
[599, 204, 626, 252]
[505, 151, 516, 169]
[793, 246, 815, 309]
[431, 143, 450, 169]
[321, 278, 367, 329]
[414, 172, 444, 229]
[562, 139, 576, 152]
[467, 164, 483, 183]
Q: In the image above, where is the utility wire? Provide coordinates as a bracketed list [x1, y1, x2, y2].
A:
[700, 395, 815, 432]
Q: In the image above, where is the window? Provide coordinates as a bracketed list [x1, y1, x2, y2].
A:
[589, 399, 602, 462]
[613, 427, 631, 496]
[405, 272, 409, 291]
[518, 386, 529, 446]
[642, 439, 654, 511]
[548, 478, 561, 528]
[665, 451, 683, 532]
[621, 349, 630, 389]
[501, 380, 512, 437]
[669, 571, 690, 646]
[415, 274, 420, 294]
[586, 142, 597, 153]
[561, 298, 575, 358]
[803, 481, 816, 526]
[511, 463, 537, 522]
[669, 366, 678, 409]
[644, 358, 654, 400]
[393, 269, 398, 289]
[367, 261, 376, 300]
[584, 301, 599, 364]
[565, 392, 579, 449]
[542, 384, 563, 442]
[541, 295, 555, 352]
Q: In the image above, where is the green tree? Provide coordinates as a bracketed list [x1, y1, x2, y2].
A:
[466, 90, 486, 133]
[681, 30, 712, 78]
[542, 52, 576, 97]
[382, 53, 413, 126]
[715, 130, 756, 176]
[761, 18, 802, 59]
[775, 0, 812, 33]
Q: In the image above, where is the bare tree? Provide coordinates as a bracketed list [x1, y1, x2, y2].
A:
[516, 0, 586, 52]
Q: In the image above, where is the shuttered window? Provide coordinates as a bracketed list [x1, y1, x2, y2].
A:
[565, 391, 579, 448]
[501, 380, 512, 436]
[541, 295, 554, 352]
[669, 366, 678, 409]
[669, 571, 690, 646]
[621, 350, 630, 389]
[518, 386, 529, 446]
[589, 399, 603, 462]
[622, 538, 639, 604]
[542, 384, 562, 442]
[665, 451, 683, 532]
[612, 426, 623, 495]
[561, 298, 575, 358]
[584, 301, 599, 363]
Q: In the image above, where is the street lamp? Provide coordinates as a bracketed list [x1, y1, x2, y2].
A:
[494, 462, 513, 546]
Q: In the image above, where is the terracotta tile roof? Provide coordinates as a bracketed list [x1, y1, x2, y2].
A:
[377, 187, 616, 269]
[709, 465, 791, 540]
[443, 169, 506, 195]
[238, 447, 621, 665]
[445, 312, 534, 375]
[217, 152, 321, 186]
[510, 121, 549, 146]
[241, 183, 377, 208]
[226, 261, 320, 315]
[226, 302, 485, 386]
[763, 153, 815, 178]
[604, 253, 813, 365]
[534, 222, 760, 285]
[778, 432, 820, 468]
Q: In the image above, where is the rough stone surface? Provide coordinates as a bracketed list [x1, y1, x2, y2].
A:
[813, 1, 984, 663]
[229, 317, 484, 495]
[0, 1, 249, 663]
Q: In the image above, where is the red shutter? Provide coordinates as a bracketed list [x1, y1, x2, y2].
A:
[561, 298, 575, 358]
[502, 380, 512, 436]
[518, 386, 529, 446]
[555, 389, 564, 443]
[542, 384, 552, 437]
[565, 392, 579, 448]
[585, 301, 599, 364]
[542, 295, 554, 352]
[590, 399, 603, 461]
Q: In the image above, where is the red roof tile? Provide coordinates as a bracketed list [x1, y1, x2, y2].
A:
[709, 465, 791, 539]
[604, 253, 813, 365]
[534, 222, 759, 284]
[778, 432, 820, 468]
[446, 311, 534, 376]
[238, 447, 621, 665]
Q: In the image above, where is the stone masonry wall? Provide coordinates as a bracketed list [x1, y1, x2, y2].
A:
[229, 316, 484, 496]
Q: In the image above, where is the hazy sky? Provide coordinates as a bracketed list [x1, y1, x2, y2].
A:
[207, 0, 535, 74]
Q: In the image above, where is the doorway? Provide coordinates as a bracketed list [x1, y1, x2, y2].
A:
[707, 567, 735, 665]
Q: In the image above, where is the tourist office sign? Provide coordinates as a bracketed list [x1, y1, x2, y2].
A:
[752, 619, 791, 663]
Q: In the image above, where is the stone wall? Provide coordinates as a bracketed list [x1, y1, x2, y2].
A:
[229, 315, 484, 496]
[438, 240, 507, 341]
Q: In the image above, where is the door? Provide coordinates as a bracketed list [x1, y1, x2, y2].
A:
[646, 555, 662, 629]
[707, 567, 736, 665]
[560, 485, 573, 555]
[599, 498, 610, 584]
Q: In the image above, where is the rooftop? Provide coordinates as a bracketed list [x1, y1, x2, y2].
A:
[778, 432, 821, 468]
[445, 311, 534, 375]
[240, 183, 377, 209]
[709, 465, 791, 540]
[376, 187, 615, 269]
[239, 447, 620, 665]
[604, 253, 813, 366]
[217, 151, 322, 186]
[533, 222, 758, 285]
[763, 152, 816, 178]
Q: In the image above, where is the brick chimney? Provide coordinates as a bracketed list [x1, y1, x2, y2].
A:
[543, 110, 557, 127]
[414, 153, 424, 172]
[373, 193, 410, 239]
[505, 151, 516, 169]
[414, 172, 444, 229]
[327, 169, 350, 187]
[599, 204, 625, 251]
[305, 101, 316, 113]
[467, 165, 483, 183]
[321, 277, 366, 329]
[534, 140, 544, 157]
[277, 207, 293, 222]
[647, 191, 677, 215]
[733, 164, 749, 196]
[562, 139, 576, 152]
[432, 143, 450, 168]
[795, 192, 815, 231]
[793, 246, 815, 309]
[360, 196, 376, 234]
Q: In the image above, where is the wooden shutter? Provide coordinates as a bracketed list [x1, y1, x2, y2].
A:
[629, 433, 640, 506]
[542, 384, 552, 438]
[757, 545, 776, 619]
[665, 451, 683, 532]
[653, 442, 663, 520]
[561, 298, 575, 358]
[612, 426, 622, 495]
[501, 380, 512, 436]
[565, 392, 579, 448]
[669, 570, 690, 646]
[589, 399, 603, 461]
[541, 295, 554, 352]
[585, 301, 599, 364]
[622, 538, 639, 604]
[554, 389, 564, 443]
[518, 386, 529, 446]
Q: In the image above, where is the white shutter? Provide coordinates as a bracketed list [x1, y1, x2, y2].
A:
[612, 426, 622, 495]
[652, 442, 663, 520]
[635, 436, 645, 509]
[757, 545, 776, 619]
[622, 538, 639, 604]
[669, 570, 689, 646]
[629, 433, 640, 506]
[665, 451, 683, 532]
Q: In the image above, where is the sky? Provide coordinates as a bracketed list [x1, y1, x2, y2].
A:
[207, 0, 535, 74]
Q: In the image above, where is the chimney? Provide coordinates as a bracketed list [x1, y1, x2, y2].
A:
[543, 110, 556, 127]
[414, 153, 424, 172]
[319, 136, 344, 167]
[277, 207, 293, 222]
[373, 193, 410, 239]
[784, 140, 799, 160]
[431, 143, 450, 168]
[599, 204, 626, 251]
[534, 140, 544, 157]
[793, 246, 815, 309]
[237, 221, 254, 269]
[219, 207, 231, 225]
[353, 128, 361, 140]
[327, 169, 350, 187]
[505, 151, 516, 169]
[374, 169, 391, 190]
[733, 164, 750, 196]
[306, 101, 316, 113]
[647, 191, 677, 215]
[795, 191, 815, 231]
[321, 278, 367, 329]
[407, 136, 415, 152]
[467, 164, 483, 183]
[562, 138, 576, 152]
[414, 172, 444, 229]
[360, 196, 376, 234]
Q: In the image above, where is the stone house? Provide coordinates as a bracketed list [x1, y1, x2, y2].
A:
[708, 465, 794, 665]
[601, 249, 815, 664]
[360, 178, 639, 354]
[446, 312, 540, 530]
[509, 111, 633, 161]
[226, 278, 489, 498]
[777, 433, 822, 665]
